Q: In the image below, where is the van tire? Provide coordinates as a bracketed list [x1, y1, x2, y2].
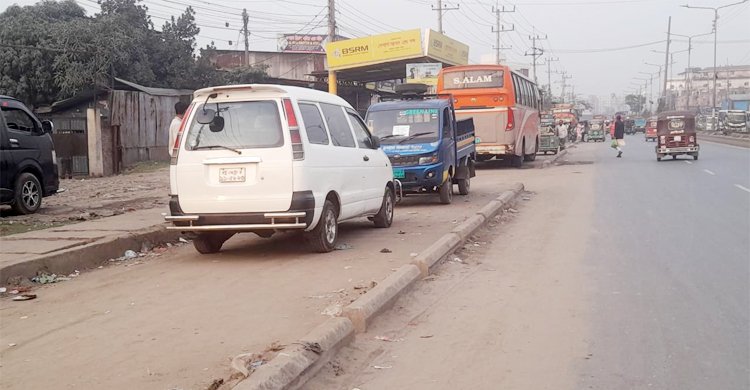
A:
[12, 172, 42, 215]
[193, 232, 232, 254]
[306, 200, 338, 252]
[439, 174, 453, 204]
[373, 187, 395, 228]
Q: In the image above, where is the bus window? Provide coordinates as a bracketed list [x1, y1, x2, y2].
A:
[512, 73, 520, 106]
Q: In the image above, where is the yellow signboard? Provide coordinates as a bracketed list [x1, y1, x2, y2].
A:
[424, 30, 469, 65]
[326, 29, 423, 70]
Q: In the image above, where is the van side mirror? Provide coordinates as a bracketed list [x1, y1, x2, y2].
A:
[41, 120, 54, 134]
[371, 135, 381, 149]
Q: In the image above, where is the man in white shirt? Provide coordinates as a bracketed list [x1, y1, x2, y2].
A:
[168, 101, 188, 157]
[556, 120, 568, 141]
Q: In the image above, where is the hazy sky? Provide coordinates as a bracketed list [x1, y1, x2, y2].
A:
[2, 0, 749, 99]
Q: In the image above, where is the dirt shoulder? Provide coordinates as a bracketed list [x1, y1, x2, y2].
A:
[0, 162, 169, 236]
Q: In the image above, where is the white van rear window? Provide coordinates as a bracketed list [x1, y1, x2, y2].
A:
[185, 101, 283, 150]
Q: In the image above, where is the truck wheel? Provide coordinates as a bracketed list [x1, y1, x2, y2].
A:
[457, 176, 470, 195]
[373, 187, 395, 228]
[12, 172, 43, 215]
[193, 232, 233, 254]
[439, 174, 453, 204]
[306, 200, 338, 252]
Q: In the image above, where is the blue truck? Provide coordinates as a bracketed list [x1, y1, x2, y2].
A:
[365, 92, 476, 204]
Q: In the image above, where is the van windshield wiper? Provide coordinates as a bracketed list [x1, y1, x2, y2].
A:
[398, 132, 434, 144]
[192, 145, 242, 154]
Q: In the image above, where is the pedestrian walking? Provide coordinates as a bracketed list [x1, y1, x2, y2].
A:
[613, 114, 625, 158]
[556, 120, 568, 147]
[168, 101, 188, 157]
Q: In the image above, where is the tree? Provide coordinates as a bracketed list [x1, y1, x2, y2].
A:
[625, 94, 646, 115]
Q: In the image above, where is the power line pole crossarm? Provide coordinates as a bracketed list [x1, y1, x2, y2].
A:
[492, 3, 514, 65]
[525, 30, 547, 85]
[433, 0, 459, 34]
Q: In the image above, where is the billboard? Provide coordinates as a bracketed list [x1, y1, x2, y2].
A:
[406, 63, 442, 86]
[424, 30, 469, 66]
[279, 34, 327, 53]
[326, 29, 423, 70]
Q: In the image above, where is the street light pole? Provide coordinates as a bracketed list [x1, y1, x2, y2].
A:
[672, 31, 713, 110]
[682, 0, 748, 119]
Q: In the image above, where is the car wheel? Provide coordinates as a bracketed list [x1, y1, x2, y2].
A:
[306, 200, 338, 252]
[193, 232, 232, 254]
[439, 174, 453, 204]
[457, 175, 470, 195]
[373, 187, 395, 228]
[12, 172, 42, 215]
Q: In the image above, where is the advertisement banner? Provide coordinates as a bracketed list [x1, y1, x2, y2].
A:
[279, 34, 327, 53]
[424, 30, 469, 66]
[405, 63, 442, 86]
[326, 29, 423, 70]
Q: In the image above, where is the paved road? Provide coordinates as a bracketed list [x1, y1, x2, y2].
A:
[307, 137, 750, 390]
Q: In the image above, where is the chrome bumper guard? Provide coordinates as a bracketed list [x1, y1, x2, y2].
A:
[165, 212, 307, 231]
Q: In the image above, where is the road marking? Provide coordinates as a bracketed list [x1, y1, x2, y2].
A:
[703, 169, 716, 175]
[685, 161, 693, 164]
[735, 184, 750, 193]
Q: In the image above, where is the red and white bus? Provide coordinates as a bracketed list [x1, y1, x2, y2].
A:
[437, 64, 541, 167]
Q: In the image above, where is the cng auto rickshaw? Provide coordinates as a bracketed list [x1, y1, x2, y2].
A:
[624, 118, 635, 135]
[587, 120, 606, 142]
[656, 111, 699, 161]
[645, 116, 657, 141]
[538, 114, 560, 154]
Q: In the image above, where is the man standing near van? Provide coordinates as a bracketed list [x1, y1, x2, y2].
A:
[168, 101, 188, 157]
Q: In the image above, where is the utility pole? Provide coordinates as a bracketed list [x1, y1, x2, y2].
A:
[672, 31, 712, 110]
[559, 71, 571, 103]
[327, 0, 337, 94]
[241, 8, 250, 66]
[492, 3, 514, 65]
[682, 0, 748, 119]
[525, 30, 546, 85]
[546, 57, 559, 98]
[662, 16, 671, 110]
[433, 0, 459, 34]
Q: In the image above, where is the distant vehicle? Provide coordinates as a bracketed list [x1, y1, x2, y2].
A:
[645, 116, 658, 142]
[166, 84, 395, 254]
[538, 113, 559, 154]
[656, 111, 699, 161]
[723, 110, 747, 132]
[633, 117, 647, 133]
[0, 95, 60, 214]
[624, 118, 635, 135]
[587, 120, 606, 142]
[437, 64, 540, 168]
[365, 84, 476, 204]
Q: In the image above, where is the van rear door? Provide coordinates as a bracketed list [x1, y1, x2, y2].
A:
[174, 99, 294, 214]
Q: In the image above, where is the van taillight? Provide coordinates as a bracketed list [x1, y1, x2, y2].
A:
[506, 107, 515, 131]
[283, 98, 304, 160]
[171, 103, 194, 165]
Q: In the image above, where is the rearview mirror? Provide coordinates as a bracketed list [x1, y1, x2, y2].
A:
[195, 108, 216, 124]
[208, 116, 225, 132]
[41, 120, 54, 134]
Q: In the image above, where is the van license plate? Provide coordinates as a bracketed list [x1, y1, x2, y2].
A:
[219, 167, 246, 183]
[673, 136, 682, 142]
[393, 168, 405, 179]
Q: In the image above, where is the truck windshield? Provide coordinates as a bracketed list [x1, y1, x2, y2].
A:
[366, 108, 440, 144]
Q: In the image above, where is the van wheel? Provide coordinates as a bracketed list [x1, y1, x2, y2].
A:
[511, 154, 523, 168]
[439, 174, 453, 204]
[13, 172, 42, 215]
[193, 232, 232, 254]
[457, 176, 470, 195]
[306, 200, 338, 252]
[373, 187, 395, 228]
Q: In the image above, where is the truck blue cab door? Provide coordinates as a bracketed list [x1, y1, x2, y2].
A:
[441, 107, 455, 183]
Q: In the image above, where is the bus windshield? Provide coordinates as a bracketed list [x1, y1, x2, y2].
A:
[366, 108, 440, 145]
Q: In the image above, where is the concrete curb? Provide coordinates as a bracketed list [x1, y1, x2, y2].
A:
[541, 148, 568, 169]
[0, 225, 181, 284]
[232, 183, 525, 390]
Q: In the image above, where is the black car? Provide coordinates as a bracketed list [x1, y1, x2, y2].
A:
[0, 96, 59, 214]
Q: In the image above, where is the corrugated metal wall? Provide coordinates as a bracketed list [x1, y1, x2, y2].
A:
[110, 91, 186, 167]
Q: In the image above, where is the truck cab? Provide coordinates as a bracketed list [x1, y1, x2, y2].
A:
[366, 93, 476, 205]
